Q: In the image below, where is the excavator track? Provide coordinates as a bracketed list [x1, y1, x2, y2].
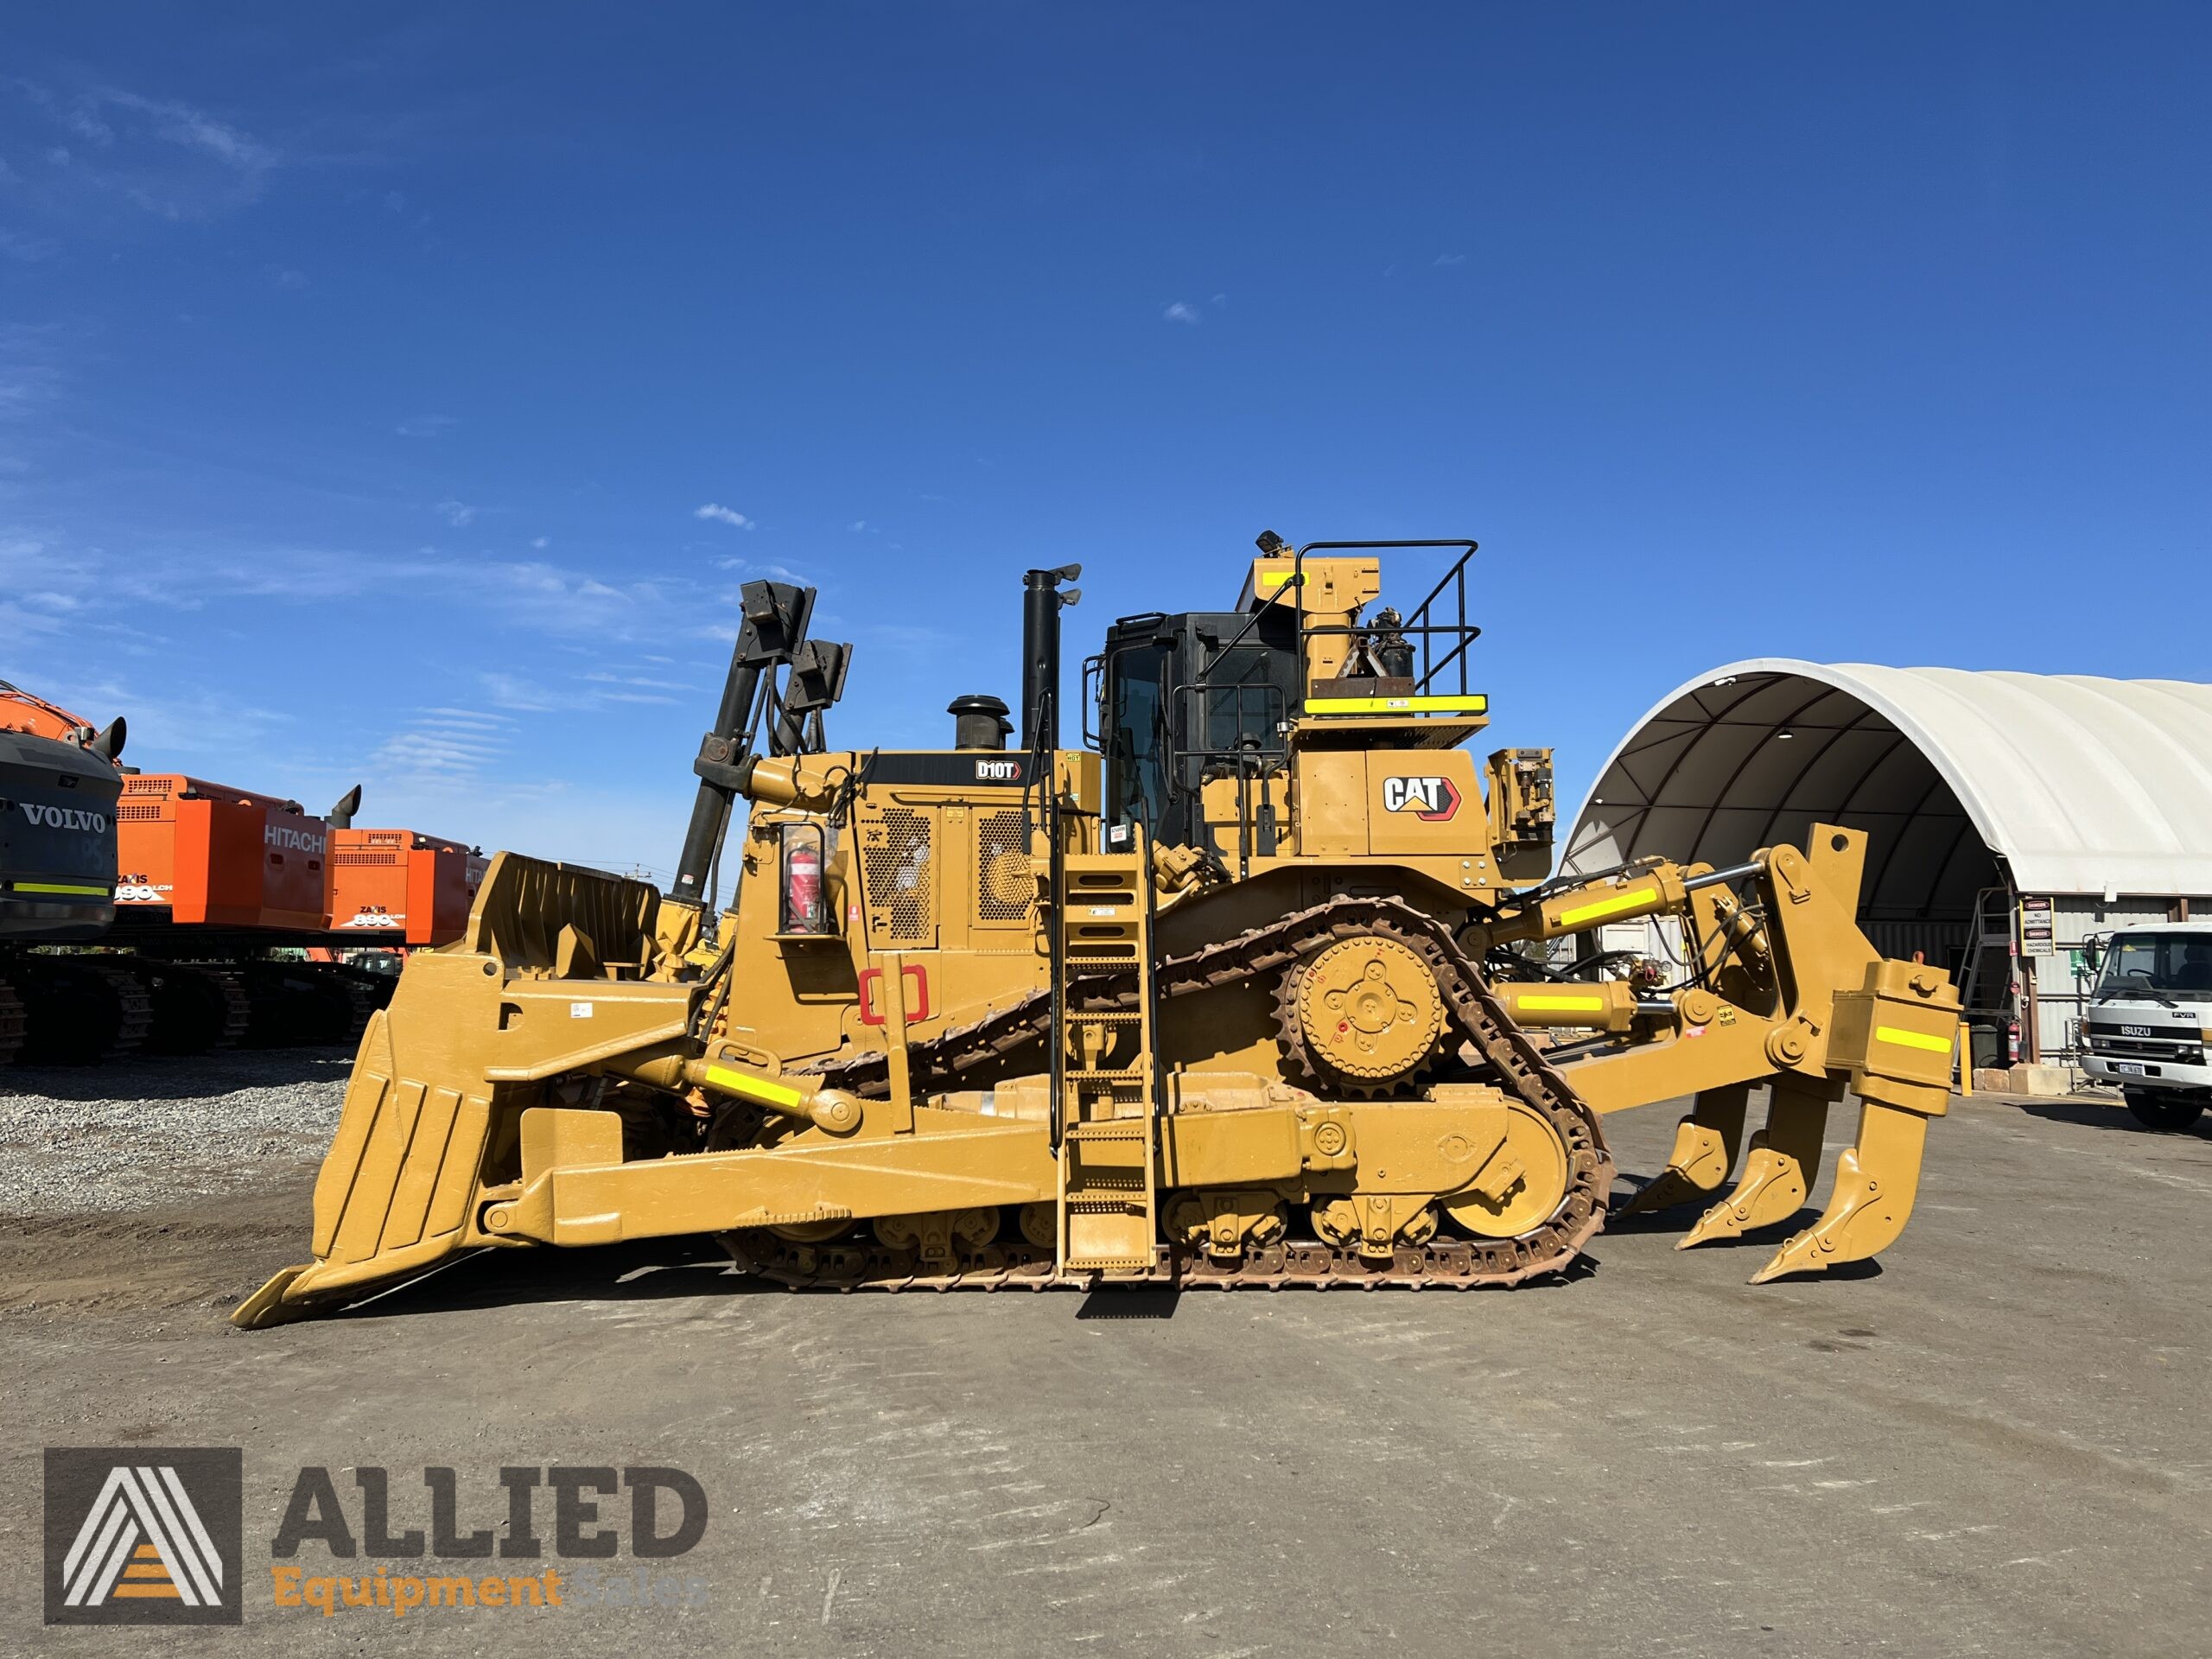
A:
[203, 967, 253, 1048]
[1, 957, 152, 1063]
[310, 963, 386, 1044]
[0, 976, 24, 1067]
[99, 969, 155, 1057]
[757, 897, 1613, 1293]
[90, 963, 155, 1059]
[133, 962, 253, 1053]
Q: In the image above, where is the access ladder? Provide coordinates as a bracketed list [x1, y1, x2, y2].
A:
[1052, 849, 1160, 1274]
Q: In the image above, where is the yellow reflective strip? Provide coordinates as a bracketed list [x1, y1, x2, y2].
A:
[1518, 995, 1607, 1012]
[703, 1065, 804, 1108]
[14, 880, 110, 896]
[1555, 888, 1650, 927]
[1256, 569, 1295, 589]
[1306, 695, 1490, 715]
[1875, 1024, 1954, 1054]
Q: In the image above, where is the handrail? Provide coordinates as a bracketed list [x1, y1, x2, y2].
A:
[1290, 538, 1482, 700]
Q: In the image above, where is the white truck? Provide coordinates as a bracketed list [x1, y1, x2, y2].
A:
[2080, 921, 2212, 1131]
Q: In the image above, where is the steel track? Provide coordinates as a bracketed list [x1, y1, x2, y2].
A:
[755, 896, 1614, 1292]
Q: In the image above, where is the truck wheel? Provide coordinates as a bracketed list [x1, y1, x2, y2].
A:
[2123, 1089, 2205, 1133]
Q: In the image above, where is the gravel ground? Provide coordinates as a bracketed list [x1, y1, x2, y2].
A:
[2, 1090, 2208, 1655]
[0, 1047, 348, 1215]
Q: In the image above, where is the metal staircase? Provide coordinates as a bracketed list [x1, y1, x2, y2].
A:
[1051, 847, 1160, 1275]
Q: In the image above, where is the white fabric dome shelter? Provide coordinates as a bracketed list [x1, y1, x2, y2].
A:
[1562, 660, 2212, 1063]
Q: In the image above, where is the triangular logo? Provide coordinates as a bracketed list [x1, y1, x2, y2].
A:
[45, 1447, 242, 1625]
[62, 1464, 226, 1608]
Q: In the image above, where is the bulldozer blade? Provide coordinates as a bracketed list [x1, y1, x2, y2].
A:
[1751, 1099, 1931, 1283]
[1619, 1083, 1749, 1215]
[1678, 1077, 1835, 1249]
[232, 999, 499, 1328]
[232, 852, 671, 1329]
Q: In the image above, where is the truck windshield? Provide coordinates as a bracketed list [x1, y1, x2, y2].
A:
[2095, 933, 2212, 1003]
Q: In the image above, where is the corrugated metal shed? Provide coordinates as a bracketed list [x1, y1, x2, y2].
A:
[1564, 660, 2212, 900]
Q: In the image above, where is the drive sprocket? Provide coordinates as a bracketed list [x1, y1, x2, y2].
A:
[1274, 932, 1446, 1096]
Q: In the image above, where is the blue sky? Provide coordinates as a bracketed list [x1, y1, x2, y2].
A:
[3, 6, 2205, 880]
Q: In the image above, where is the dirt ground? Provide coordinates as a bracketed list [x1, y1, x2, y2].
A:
[3, 1060, 2209, 1657]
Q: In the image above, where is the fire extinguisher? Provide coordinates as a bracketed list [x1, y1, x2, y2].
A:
[784, 839, 823, 934]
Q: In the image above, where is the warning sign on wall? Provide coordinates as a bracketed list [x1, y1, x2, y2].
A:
[2019, 894, 2055, 957]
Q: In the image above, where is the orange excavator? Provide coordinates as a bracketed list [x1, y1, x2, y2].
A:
[2, 680, 486, 1065]
[324, 816, 489, 948]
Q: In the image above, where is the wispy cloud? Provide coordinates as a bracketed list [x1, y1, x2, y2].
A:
[0, 536, 86, 641]
[1162, 302, 1202, 326]
[39, 671, 294, 763]
[694, 502, 753, 530]
[0, 227, 59, 264]
[714, 555, 804, 581]
[480, 672, 559, 713]
[1433, 253, 1466, 267]
[2, 525, 675, 642]
[583, 671, 695, 694]
[372, 706, 513, 779]
[0, 325, 65, 422]
[396, 414, 455, 438]
[10, 81, 279, 222]
[480, 665, 680, 715]
[485, 561, 645, 632]
[265, 265, 308, 289]
[100, 88, 276, 172]
[437, 499, 476, 527]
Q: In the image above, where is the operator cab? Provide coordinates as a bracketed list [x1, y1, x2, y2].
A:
[1091, 607, 1300, 851]
[1086, 537, 1491, 863]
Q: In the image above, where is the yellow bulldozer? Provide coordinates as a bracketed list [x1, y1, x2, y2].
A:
[237, 535, 1962, 1326]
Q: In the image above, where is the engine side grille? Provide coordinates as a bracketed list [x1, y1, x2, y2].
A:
[975, 810, 1032, 922]
[862, 808, 934, 943]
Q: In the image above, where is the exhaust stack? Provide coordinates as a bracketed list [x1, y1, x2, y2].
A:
[1020, 564, 1082, 752]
